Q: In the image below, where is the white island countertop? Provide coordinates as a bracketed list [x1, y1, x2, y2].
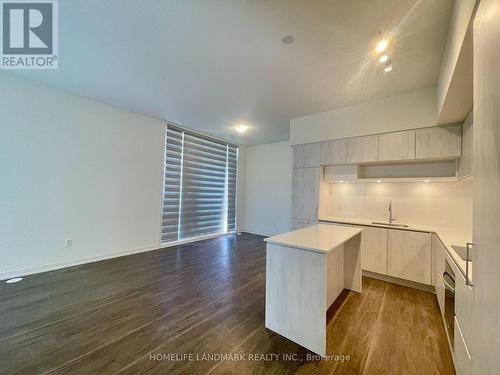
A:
[264, 224, 362, 254]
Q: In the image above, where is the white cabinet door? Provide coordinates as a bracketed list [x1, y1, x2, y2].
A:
[290, 219, 317, 231]
[415, 124, 462, 160]
[387, 230, 432, 285]
[293, 143, 320, 168]
[361, 227, 388, 274]
[291, 167, 320, 220]
[320, 139, 347, 165]
[433, 235, 446, 317]
[454, 316, 472, 375]
[458, 112, 473, 178]
[346, 136, 378, 164]
[377, 130, 416, 162]
[455, 269, 473, 351]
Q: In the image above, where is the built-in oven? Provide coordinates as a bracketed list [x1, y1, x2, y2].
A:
[442, 259, 456, 349]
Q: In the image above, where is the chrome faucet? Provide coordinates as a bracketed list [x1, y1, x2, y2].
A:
[388, 200, 395, 223]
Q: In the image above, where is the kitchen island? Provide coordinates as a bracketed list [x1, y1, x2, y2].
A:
[264, 224, 363, 356]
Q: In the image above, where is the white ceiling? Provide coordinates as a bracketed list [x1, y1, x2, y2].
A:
[12, 0, 453, 145]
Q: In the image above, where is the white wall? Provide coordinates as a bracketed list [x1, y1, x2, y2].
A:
[0, 73, 165, 278]
[0, 73, 246, 279]
[437, 0, 476, 117]
[243, 141, 292, 236]
[326, 179, 473, 229]
[290, 87, 438, 145]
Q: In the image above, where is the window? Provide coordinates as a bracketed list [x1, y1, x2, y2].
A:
[161, 125, 238, 244]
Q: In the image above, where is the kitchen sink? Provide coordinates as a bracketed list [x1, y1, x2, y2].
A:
[371, 221, 409, 228]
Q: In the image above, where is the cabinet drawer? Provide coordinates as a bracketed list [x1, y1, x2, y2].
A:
[433, 235, 446, 316]
[455, 269, 473, 350]
[454, 316, 472, 375]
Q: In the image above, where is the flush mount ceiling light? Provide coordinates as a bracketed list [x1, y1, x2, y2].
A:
[375, 31, 393, 72]
[281, 35, 295, 44]
[375, 31, 389, 53]
[376, 39, 388, 52]
[234, 124, 249, 133]
[384, 59, 393, 72]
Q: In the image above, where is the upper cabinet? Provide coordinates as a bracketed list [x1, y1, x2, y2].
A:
[458, 112, 473, 179]
[415, 124, 462, 160]
[320, 139, 347, 165]
[293, 124, 463, 168]
[377, 130, 416, 162]
[346, 136, 378, 164]
[293, 143, 320, 168]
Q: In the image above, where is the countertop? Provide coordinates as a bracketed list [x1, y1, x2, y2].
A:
[264, 224, 362, 254]
[320, 216, 472, 280]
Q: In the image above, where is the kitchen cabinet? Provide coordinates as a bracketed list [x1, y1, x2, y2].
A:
[455, 266, 473, 351]
[432, 233, 473, 374]
[329, 223, 388, 274]
[293, 143, 320, 168]
[458, 112, 473, 178]
[361, 227, 388, 274]
[471, 3, 500, 373]
[433, 235, 446, 317]
[377, 130, 416, 162]
[346, 136, 378, 164]
[291, 219, 316, 230]
[454, 316, 472, 375]
[415, 124, 462, 160]
[320, 139, 347, 165]
[387, 230, 432, 285]
[291, 167, 320, 220]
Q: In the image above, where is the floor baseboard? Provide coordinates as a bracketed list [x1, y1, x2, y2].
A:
[363, 270, 436, 294]
[0, 244, 162, 281]
[241, 230, 273, 237]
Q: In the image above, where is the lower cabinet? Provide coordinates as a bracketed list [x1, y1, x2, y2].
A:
[455, 269, 473, 351]
[291, 219, 317, 230]
[454, 316, 472, 375]
[361, 227, 388, 274]
[433, 234, 473, 374]
[387, 230, 432, 285]
[433, 235, 446, 316]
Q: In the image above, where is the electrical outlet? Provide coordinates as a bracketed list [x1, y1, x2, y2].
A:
[65, 239, 73, 248]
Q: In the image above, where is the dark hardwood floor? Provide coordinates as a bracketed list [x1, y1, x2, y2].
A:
[0, 233, 454, 374]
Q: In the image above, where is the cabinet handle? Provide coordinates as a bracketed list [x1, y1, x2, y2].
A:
[441, 272, 455, 292]
[466, 242, 474, 286]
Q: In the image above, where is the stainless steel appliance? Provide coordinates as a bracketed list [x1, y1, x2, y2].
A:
[442, 259, 456, 349]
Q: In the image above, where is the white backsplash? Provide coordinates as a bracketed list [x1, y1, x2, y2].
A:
[326, 179, 473, 229]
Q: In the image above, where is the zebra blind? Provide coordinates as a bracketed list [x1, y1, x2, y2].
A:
[162, 126, 183, 243]
[161, 125, 238, 244]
